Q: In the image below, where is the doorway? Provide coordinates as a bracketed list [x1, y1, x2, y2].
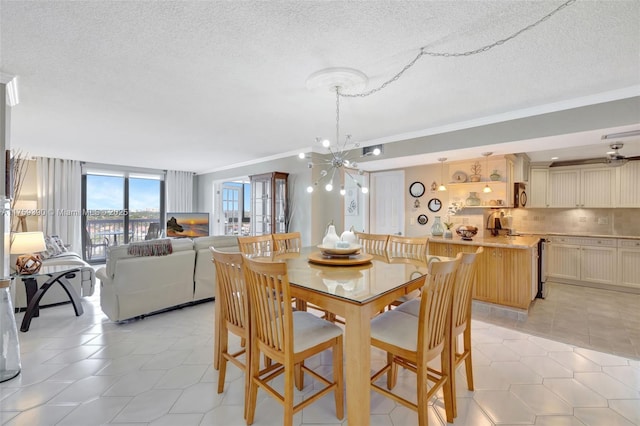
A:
[370, 170, 405, 235]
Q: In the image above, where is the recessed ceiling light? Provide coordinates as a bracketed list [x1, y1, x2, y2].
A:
[551, 156, 559, 160]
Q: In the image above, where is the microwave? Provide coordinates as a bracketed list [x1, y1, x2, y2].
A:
[514, 182, 527, 208]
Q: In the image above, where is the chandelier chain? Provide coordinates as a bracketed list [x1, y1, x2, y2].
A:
[341, 0, 576, 98]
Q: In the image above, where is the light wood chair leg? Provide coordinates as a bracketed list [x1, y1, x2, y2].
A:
[333, 337, 344, 419]
[443, 342, 455, 423]
[217, 327, 228, 394]
[387, 352, 397, 390]
[464, 327, 474, 390]
[295, 361, 304, 390]
[246, 345, 260, 425]
[284, 362, 295, 426]
[417, 363, 428, 426]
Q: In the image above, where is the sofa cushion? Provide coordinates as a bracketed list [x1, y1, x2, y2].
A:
[193, 235, 238, 251]
[105, 238, 194, 278]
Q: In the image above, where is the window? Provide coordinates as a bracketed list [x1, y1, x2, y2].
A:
[82, 167, 164, 262]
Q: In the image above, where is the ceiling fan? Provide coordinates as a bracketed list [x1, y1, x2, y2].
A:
[550, 130, 640, 168]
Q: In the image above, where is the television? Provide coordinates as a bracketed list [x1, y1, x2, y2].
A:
[166, 212, 210, 238]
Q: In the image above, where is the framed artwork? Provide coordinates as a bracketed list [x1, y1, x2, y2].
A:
[166, 212, 210, 238]
[345, 188, 358, 216]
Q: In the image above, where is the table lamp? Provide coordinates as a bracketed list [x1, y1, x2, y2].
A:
[10, 232, 47, 275]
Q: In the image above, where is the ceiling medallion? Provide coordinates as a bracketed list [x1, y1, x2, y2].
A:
[301, 68, 380, 195]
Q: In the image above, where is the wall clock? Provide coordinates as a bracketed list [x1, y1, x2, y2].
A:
[409, 181, 425, 198]
[417, 214, 428, 225]
[428, 198, 442, 212]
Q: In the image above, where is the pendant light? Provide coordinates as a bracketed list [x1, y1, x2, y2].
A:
[437, 158, 447, 191]
[482, 152, 492, 193]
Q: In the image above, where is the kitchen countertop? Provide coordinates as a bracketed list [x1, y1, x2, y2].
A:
[429, 235, 541, 249]
[517, 232, 640, 240]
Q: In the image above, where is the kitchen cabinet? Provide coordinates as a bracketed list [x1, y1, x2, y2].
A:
[617, 239, 640, 289]
[429, 239, 536, 310]
[546, 236, 616, 286]
[475, 246, 534, 309]
[528, 168, 548, 207]
[249, 171, 288, 235]
[617, 161, 640, 207]
[548, 167, 615, 208]
[428, 241, 475, 257]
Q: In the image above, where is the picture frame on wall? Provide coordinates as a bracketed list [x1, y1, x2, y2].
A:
[345, 188, 358, 216]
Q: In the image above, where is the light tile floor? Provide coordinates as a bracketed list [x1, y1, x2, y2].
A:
[1, 281, 639, 425]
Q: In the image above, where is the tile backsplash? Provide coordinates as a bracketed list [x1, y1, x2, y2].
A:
[508, 208, 640, 237]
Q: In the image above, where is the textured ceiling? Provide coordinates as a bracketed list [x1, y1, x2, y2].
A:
[1, 1, 639, 174]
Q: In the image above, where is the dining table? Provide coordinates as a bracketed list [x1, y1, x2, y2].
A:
[278, 246, 450, 426]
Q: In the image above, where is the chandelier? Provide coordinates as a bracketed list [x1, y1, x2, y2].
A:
[301, 69, 381, 195]
[299, 0, 575, 195]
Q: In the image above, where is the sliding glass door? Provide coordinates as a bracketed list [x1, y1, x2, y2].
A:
[83, 170, 164, 263]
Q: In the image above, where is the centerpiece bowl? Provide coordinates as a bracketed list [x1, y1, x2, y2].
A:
[456, 225, 478, 241]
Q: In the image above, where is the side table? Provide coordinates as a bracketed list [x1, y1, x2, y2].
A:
[17, 266, 84, 332]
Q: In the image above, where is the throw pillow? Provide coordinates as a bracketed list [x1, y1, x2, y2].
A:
[50, 235, 68, 253]
[42, 236, 61, 259]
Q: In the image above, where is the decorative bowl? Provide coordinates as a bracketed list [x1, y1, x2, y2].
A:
[456, 226, 478, 241]
[317, 244, 362, 255]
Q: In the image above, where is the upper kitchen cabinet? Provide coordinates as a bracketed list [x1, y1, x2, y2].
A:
[617, 161, 640, 207]
[528, 168, 549, 208]
[542, 166, 615, 208]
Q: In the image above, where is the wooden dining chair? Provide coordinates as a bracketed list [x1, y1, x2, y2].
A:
[355, 232, 389, 255]
[370, 254, 461, 426]
[243, 257, 344, 426]
[238, 234, 273, 256]
[210, 249, 250, 417]
[386, 235, 428, 261]
[272, 231, 302, 255]
[385, 235, 429, 309]
[395, 247, 483, 418]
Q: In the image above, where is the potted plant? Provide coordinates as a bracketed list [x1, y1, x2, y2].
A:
[443, 222, 454, 238]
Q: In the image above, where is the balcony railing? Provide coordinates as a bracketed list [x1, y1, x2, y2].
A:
[85, 218, 161, 262]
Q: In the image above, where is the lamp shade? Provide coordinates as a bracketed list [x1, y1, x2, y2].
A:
[10, 232, 46, 254]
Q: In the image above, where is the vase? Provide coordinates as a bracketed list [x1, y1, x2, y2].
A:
[443, 229, 453, 239]
[0, 279, 21, 383]
[431, 216, 444, 237]
[322, 223, 340, 247]
[466, 191, 481, 207]
[490, 170, 501, 181]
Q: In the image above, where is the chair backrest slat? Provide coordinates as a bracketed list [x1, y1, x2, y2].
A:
[211, 249, 248, 330]
[387, 235, 428, 261]
[355, 232, 389, 255]
[273, 232, 302, 254]
[244, 258, 293, 354]
[238, 234, 274, 256]
[452, 247, 483, 333]
[418, 254, 461, 359]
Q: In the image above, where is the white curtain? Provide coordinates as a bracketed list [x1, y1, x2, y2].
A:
[165, 170, 194, 212]
[36, 157, 82, 252]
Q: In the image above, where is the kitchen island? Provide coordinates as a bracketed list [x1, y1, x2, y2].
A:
[428, 235, 541, 310]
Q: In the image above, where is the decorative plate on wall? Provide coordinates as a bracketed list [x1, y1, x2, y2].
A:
[409, 181, 425, 198]
[452, 171, 468, 183]
[417, 214, 428, 225]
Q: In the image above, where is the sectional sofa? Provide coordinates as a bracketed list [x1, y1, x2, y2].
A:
[96, 235, 239, 322]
